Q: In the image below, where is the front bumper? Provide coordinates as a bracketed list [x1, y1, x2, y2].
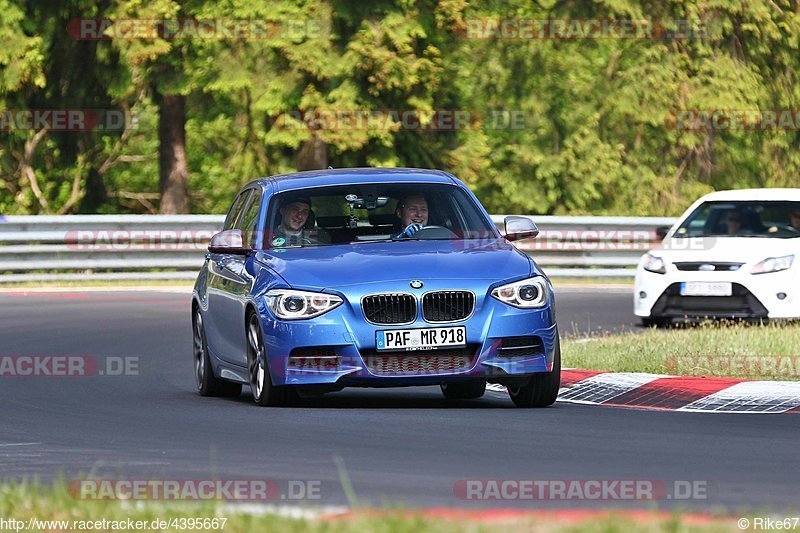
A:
[634, 265, 799, 319]
[258, 281, 558, 387]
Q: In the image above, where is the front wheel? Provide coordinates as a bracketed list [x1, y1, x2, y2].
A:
[246, 313, 298, 407]
[441, 381, 486, 400]
[507, 337, 561, 408]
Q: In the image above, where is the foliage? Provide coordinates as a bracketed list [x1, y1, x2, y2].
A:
[1, 0, 799, 215]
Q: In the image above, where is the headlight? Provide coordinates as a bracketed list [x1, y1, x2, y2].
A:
[491, 276, 549, 308]
[751, 255, 794, 275]
[265, 289, 343, 320]
[643, 253, 666, 274]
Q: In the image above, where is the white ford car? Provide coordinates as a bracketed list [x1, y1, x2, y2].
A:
[635, 188, 800, 326]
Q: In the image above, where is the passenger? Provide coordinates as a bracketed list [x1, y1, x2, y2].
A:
[789, 208, 800, 232]
[272, 196, 318, 246]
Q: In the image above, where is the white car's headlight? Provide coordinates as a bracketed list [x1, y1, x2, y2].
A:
[643, 253, 667, 274]
[751, 255, 794, 275]
[491, 276, 549, 308]
[266, 289, 343, 320]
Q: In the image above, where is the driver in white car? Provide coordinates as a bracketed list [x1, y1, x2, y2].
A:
[392, 194, 430, 238]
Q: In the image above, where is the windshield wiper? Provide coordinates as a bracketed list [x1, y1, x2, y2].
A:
[350, 238, 395, 244]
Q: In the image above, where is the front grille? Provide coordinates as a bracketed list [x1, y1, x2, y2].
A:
[289, 346, 340, 370]
[422, 291, 475, 322]
[651, 283, 768, 318]
[674, 262, 743, 272]
[497, 336, 544, 358]
[361, 346, 477, 375]
[362, 294, 417, 325]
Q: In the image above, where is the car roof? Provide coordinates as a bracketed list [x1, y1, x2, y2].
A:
[247, 167, 458, 193]
[697, 188, 800, 202]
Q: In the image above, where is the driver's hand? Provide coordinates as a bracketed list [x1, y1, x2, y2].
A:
[398, 223, 423, 238]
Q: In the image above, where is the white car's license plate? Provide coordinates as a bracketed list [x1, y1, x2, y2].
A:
[680, 281, 733, 297]
[376, 326, 466, 352]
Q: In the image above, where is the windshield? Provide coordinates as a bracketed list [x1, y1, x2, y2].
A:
[674, 200, 800, 238]
[263, 183, 496, 248]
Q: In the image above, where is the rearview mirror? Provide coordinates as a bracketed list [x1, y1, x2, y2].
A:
[345, 194, 389, 209]
[504, 216, 539, 241]
[208, 229, 250, 254]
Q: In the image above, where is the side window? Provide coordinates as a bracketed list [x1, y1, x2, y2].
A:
[223, 190, 252, 231]
[240, 188, 263, 248]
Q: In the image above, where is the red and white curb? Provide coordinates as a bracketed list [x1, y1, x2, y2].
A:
[488, 369, 800, 413]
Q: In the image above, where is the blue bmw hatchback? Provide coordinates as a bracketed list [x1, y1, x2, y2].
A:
[192, 168, 560, 407]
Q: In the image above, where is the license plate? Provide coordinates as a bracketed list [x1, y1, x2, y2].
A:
[680, 282, 732, 297]
[376, 326, 466, 352]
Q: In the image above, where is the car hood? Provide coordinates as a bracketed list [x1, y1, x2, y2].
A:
[254, 239, 533, 290]
[654, 236, 800, 264]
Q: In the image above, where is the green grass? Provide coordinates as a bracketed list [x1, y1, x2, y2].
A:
[563, 322, 800, 379]
[0, 480, 740, 532]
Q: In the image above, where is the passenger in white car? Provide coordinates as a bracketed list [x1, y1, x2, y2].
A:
[789, 208, 800, 232]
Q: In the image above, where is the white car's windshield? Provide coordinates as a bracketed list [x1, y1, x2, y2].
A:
[674, 200, 800, 239]
[264, 183, 496, 248]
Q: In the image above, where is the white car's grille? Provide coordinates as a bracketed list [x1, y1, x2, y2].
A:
[673, 262, 743, 272]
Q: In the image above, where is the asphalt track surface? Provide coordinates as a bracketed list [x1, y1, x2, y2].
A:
[0, 287, 797, 512]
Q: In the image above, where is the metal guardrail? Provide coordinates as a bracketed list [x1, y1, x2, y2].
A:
[0, 214, 677, 282]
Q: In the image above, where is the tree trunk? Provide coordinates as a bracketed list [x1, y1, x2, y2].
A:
[158, 94, 189, 214]
[297, 134, 328, 171]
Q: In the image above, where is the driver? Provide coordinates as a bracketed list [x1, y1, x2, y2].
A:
[392, 194, 429, 239]
[725, 209, 743, 235]
[272, 196, 320, 246]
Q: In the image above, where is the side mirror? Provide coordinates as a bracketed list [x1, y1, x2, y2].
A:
[655, 226, 671, 240]
[504, 216, 539, 242]
[208, 229, 250, 254]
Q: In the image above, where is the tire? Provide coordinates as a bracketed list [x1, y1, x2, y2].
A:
[246, 313, 298, 407]
[440, 381, 486, 400]
[193, 308, 242, 398]
[641, 316, 670, 328]
[507, 337, 561, 408]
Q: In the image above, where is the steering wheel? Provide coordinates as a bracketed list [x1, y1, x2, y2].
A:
[413, 225, 457, 239]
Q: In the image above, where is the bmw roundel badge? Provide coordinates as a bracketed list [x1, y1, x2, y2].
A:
[410, 280, 424, 289]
